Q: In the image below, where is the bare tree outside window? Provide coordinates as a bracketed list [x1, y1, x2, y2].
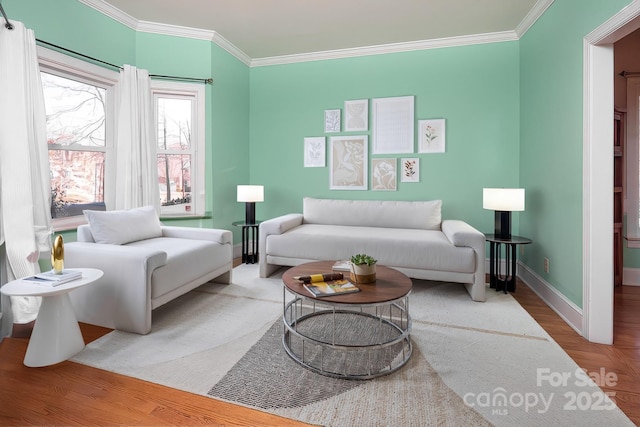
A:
[41, 72, 107, 218]
[156, 97, 193, 214]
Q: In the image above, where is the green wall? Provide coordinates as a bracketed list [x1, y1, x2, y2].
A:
[3, 0, 251, 243]
[249, 42, 521, 231]
[4, 0, 640, 310]
[519, 0, 633, 306]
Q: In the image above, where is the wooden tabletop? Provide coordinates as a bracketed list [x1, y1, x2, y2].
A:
[282, 261, 412, 304]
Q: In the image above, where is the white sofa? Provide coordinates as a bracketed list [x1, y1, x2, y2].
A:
[64, 206, 233, 334]
[259, 198, 486, 302]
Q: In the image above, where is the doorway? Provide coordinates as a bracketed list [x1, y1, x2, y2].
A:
[584, 4, 640, 344]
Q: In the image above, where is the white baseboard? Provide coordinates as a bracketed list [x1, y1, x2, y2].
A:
[233, 243, 242, 260]
[622, 267, 640, 286]
[515, 261, 584, 336]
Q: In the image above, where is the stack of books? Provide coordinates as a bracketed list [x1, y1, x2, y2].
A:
[23, 269, 82, 286]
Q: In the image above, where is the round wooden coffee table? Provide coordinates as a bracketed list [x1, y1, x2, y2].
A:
[282, 261, 412, 379]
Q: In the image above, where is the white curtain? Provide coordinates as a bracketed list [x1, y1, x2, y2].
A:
[114, 65, 159, 211]
[0, 21, 53, 332]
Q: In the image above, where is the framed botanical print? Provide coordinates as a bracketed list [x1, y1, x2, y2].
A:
[304, 137, 326, 167]
[401, 158, 419, 182]
[324, 109, 341, 133]
[418, 119, 446, 153]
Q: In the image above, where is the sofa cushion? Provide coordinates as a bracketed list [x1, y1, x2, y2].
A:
[266, 224, 474, 273]
[303, 198, 442, 230]
[126, 237, 229, 299]
[84, 205, 162, 245]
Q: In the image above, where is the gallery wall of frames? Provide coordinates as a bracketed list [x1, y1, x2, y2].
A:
[303, 95, 445, 192]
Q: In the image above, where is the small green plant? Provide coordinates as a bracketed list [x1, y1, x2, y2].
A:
[350, 253, 377, 266]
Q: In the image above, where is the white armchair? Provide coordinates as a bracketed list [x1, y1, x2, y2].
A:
[64, 207, 233, 334]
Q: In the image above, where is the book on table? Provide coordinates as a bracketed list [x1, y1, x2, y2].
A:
[303, 279, 360, 297]
[331, 260, 352, 272]
[296, 272, 360, 297]
[23, 269, 82, 286]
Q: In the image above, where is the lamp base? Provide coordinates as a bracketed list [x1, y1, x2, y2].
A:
[494, 211, 512, 240]
[245, 202, 256, 225]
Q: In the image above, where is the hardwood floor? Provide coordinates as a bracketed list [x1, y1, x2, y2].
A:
[0, 325, 310, 426]
[1, 272, 638, 425]
[511, 282, 640, 426]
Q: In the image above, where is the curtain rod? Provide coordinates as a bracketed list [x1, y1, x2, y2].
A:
[0, 3, 14, 30]
[36, 38, 213, 84]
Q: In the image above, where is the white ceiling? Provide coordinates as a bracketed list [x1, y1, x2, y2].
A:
[95, 0, 547, 61]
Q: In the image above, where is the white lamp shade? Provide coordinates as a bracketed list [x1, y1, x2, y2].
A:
[237, 185, 264, 203]
[483, 188, 525, 211]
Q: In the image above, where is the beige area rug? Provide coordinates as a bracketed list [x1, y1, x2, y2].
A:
[72, 264, 634, 427]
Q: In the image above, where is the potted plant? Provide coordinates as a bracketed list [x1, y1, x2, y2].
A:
[350, 253, 377, 283]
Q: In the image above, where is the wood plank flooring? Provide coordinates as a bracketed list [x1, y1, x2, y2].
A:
[511, 282, 640, 425]
[0, 324, 311, 426]
[1, 271, 638, 425]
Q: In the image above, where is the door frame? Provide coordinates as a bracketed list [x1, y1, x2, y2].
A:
[583, 2, 640, 344]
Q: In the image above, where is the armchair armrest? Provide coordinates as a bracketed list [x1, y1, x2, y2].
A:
[442, 220, 486, 302]
[161, 226, 232, 245]
[64, 242, 167, 334]
[259, 213, 303, 277]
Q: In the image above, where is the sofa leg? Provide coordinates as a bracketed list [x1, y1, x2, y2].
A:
[465, 282, 486, 302]
[260, 262, 281, 278]
[212, 270, 232, 284]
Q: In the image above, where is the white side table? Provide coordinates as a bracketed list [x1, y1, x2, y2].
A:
[1, 268, 103, 367]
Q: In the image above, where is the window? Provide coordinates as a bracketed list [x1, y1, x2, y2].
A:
[38, 47, 206, 230]
[152, 81, 205, 217]
[39, 47, 117, 231]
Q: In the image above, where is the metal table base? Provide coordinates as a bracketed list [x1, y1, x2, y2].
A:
[282, 287, 412, 380]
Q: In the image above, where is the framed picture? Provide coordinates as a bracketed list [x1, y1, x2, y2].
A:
[401, 158, 419, 182]
[372, 158, 397, 191]
[344, 99, 368, 132]
[372, 95, 414, 154]
[418, 119, 446, 153]
[329, 135, 368, 190]
[304, 137, 326, 167]
[324, 109, 341, 133]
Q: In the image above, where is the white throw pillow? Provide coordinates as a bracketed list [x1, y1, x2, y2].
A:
[84, 206, 162, 245]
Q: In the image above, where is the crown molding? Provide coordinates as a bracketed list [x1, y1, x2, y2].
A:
[250, 31, 518, 68]
[78, 0, 138, 30]
[79, 0, 251, 66]
[211, 32, 252, 66]
[136, 21, 251, 66]
[584, 0, 640, 44]
[80, 0, 543, 69]
[514, 0, 555, 38]
[136, 20, 215, 41]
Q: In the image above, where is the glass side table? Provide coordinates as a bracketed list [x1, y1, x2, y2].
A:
[485, 234, 532, 293]
[232, 220, 262, 264]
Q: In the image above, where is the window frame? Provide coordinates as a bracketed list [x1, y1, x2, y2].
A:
[151, 80, 206, 218]
[38, 48, 207, 229]
[38, 47, 118, 231]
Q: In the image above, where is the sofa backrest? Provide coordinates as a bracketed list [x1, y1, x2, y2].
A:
[77, 224, 96, 243]
[302, 197, 442, 230]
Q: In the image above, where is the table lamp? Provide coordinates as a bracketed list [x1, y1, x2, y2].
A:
[483, 188, 525, 239]
[237, 185, 264, 225]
